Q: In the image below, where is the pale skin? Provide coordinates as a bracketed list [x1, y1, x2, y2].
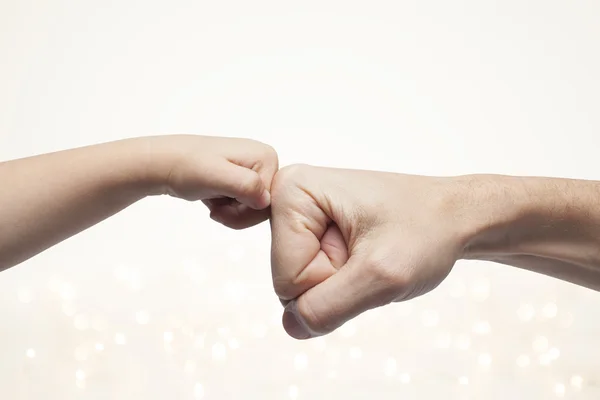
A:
[0, 135, 279, 271]
[269, 165, 600, 339]
[1, 138, 599, 343]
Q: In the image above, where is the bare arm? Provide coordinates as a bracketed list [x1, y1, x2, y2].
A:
[0, 138, 156, 270]
[0, 135, 278, 272]
[268, 166, 600, 339]
[460, 175, 600, 290]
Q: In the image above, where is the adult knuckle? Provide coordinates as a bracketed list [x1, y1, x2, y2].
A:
[271, 164, 310, 199]
[365, 254, 409, 291]
[272, 275, 296, 301]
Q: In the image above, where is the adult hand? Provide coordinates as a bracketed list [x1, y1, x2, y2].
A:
[270, 164, 469, 339]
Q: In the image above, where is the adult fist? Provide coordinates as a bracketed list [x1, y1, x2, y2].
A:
[270, 164, 469, 339]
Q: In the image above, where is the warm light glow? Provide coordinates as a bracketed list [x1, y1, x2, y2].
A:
[193, 383, 204, 399]
[554, 383, 565, 397]
[294, 353, 308, 371]
[288, 385, 299, 399]
[532, 336, 549, 353]
[384, 357, 397, 377]
[212, 343, 227, 361]
[478, 353, 492, 367]
[114, 333, 126, 345]
[399, 373, 411, 384]
[516, 355, 530, 368]
[421, 310, 439, 327]
[570, 375, 583, 389]
[517, 304, 535, 322]
[135, 310, 150, 325]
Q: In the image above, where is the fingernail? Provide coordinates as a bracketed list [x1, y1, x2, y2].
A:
[282, 300, 312, 340]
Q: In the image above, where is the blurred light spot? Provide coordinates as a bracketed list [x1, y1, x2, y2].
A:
[252, 323, 268, 338]
[18, 288, 34, 304]
[114, 333, 126, 345]
[212, 343, 227, 361]
[312, 337, 327, 352]
[542, 303, 558, 319]
[48, 278, 61, 293]
[350, 347, 363, 359]
[517, 304, 535, 322]
[74, 345, 89, 361]
[339, 321, 357, 338]
[184, 360, 196, 375]
[570, 375, 583, 389]
[554, 383, 565, 397]
[114, 264, 130, 281]
[26, 349, 36, 358]
[181, 325, 194, 337]
[224, 281, 246, 303]
[92, 316, 108, 332]
[478, 353, 492, 367]
[217, 327, 230, 337]
[396, 302, 414, 317]
[227, 246, 246, 262]
[62, 302, 77, 317]
[459, 376, 469, 385]
[517, 355, 530, 368]
[164, 332, 174, 343]
[399, 373, 411, 384]
[167, 315, 181, 327]
[129, 270, 142, 291]
[472, 321, 491, 335]
[539, 353, 552, 366]
[455, 334, 471, 350]
[548, 347, 560, 360]
[135, 310, 150, 325]
[228, 338, 240, 350]
[289, 385, 299, 399]
[74, 314, 90, 331]
[470, 278, 490, 301]
[435, 333, 452, 349]
[95, 343, 104, 352]
[76, 369, 86, 381]
[194, 382, 204, 398]
[294, 353, 308, 371]
[421, 310, 439, 327]
[559, 312, 574, 328]
[448, 279, 467, 298]
[533, 336, 549, 353]
[194, 335, 205, 349]
[60, 283, 76, 300]
[384, 357, 397, 377]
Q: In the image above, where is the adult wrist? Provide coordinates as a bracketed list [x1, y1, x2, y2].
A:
[456, 174, 600, 270]
[450, 174, 536, 261]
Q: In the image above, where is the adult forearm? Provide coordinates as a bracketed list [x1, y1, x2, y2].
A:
[0, 138, 161, 271]
[459, 174, 600, 290]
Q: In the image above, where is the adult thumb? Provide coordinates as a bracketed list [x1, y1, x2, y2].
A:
[281, 252, 401, 340]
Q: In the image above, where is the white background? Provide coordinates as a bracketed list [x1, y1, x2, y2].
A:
[1, 0, 600, 398]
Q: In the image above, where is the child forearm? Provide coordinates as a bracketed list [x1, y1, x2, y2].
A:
[0, 138, 158, 271]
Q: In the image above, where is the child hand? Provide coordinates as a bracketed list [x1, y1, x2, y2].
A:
[146, 135, 279, 229]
